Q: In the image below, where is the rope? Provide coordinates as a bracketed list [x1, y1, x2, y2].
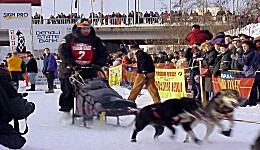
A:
[217, 117, 260, 125]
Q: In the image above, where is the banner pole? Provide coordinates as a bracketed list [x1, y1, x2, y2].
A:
[199, 61, 207, 105]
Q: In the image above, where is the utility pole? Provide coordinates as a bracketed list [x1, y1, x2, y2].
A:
[138, 0, 140, 24]
[154, 0, 156, 12]
[179, 0, 182, 12]
[70, 0, 73, 15]
[91, 0, 94, 24]
[53, 0, 56, 17]
[101, 0, 104, 17]
[78, 0, 80, 16]
[236, 0, 239, 15]
[134, 0, 136, 25]
[127, 0, 129, 24]
[232, 0, 235, 15]
[170, 0, 172, 12]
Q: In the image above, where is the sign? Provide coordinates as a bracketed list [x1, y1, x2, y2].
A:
[9, 28, 32, 52]
[212, 71, 255, 99]
[155, 68, 186, 98]
[0, 3, 32, 29]
[32, 24, 72, 50]
[108, 65, 122, 86]
[0, 0, 41, 6]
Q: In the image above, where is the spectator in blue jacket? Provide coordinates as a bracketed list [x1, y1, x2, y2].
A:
[42, 48, 58, 93]
[238, 40, 260, 106]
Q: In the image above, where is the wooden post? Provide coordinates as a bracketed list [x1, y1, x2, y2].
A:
[199, 61, 207, 105]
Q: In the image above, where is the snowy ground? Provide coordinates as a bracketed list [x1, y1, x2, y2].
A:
[1, 86, 260, 150]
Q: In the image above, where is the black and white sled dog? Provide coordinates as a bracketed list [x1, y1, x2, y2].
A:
[130, 97, 205, 144]
[184, 89, 240, 143]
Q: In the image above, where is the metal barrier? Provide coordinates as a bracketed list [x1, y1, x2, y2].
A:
[32, 16, 236, 27]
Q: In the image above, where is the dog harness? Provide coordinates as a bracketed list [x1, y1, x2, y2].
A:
[151, 108, 182, 125]
[152, 108, 161, 118]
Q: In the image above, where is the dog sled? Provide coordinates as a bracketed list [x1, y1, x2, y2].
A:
[69, 67, 137, 127]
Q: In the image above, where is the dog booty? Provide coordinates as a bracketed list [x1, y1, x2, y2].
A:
[221, 129, 232, 137]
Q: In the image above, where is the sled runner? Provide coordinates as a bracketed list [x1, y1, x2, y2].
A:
[69, 67, 137, 127]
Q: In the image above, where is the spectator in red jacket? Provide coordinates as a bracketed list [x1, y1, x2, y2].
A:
[185, 24, 212, 46]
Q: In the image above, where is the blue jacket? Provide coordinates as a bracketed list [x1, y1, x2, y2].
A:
[43, 54, 58, 79]
[238, 49, 258, 71]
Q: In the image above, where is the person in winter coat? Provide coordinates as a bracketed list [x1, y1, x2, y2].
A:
[188, 43, 203, 90]
[58, 18, 107, 113]
[128, 44, 161, 103]
[6, 51, 23, 90]
[219, 44, 232, 71]
[254, 36, 260, 52]
[42, 48, 58, 93]
[231, 38, 243, 70]
[185, 24, 212, 45]
[155, 51, 167, 63]
[238, 40, 260, 106]
[26, 54, 38, 91]
[0, 65, 35, 149]
[112, 54, 122, 66]
[201, 41, 218, 100]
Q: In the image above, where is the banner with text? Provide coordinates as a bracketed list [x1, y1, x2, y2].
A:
[122, 64, 138, 83]
[0, 3, 32, 29]
[32, 24, 72, 50]
[155, 68, 186, 98]
[9, 28, 32, 52]
[108, 65, 122, 86]
[212, 71, 255, 99]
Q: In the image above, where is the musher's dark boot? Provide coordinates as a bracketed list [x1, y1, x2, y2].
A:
[45, 88, 54, 93]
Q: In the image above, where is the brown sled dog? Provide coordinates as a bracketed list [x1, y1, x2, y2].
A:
[184, 89, 240, 143]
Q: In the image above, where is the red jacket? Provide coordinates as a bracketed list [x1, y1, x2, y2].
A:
[185, 28, 210, 45]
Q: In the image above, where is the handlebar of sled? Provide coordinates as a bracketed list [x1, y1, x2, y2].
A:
[68, 66, 106, 87]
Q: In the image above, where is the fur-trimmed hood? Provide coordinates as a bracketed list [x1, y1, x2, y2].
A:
[71, 24, 96, 38]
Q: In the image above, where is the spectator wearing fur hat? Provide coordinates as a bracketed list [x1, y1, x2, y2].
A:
[128, 44, 161, 103]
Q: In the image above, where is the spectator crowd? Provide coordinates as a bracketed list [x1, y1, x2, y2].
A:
[33, 9, 260, 29]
